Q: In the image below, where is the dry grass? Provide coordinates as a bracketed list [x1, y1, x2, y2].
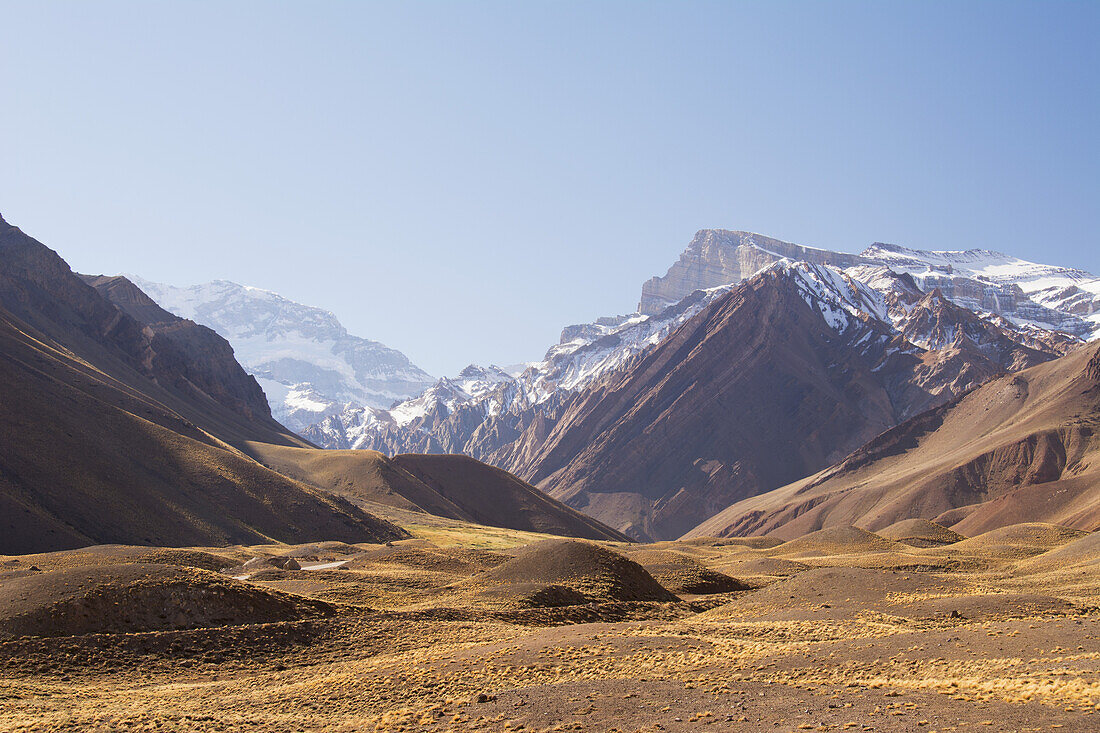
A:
[0, 520, 1097, 731]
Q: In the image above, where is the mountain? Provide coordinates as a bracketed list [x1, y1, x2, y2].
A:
[244, 443, 630, 542]
[686, 341, 1100, 540]
[0, 213, 406, 554]
[638, 230, 868, 315]
[303, 230, 1089, 460]
[304, 285, 740, 453]
[305, 256, 1069, 541]
[119, 224, 1091, 542]
[498, 261, 1067, 540]
[639, 229, 1100, 338]
[130, 278, 435, 432]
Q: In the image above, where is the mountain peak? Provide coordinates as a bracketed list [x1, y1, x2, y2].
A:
[639, 230, 870, 315]
[764, 259, 890, 332]
[132, 277, 435, 430]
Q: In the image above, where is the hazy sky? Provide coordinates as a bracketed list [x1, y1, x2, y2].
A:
[2, 1, 1097, 375]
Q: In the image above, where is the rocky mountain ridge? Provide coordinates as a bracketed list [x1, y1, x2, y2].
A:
[504, 260, 1069, 539]
[642, 230, 1100, 337]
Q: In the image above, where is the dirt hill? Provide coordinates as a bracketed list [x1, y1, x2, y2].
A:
[244, 444, 629, 541]
[469, 539, 678, 606]
[0, 564, 333, 639]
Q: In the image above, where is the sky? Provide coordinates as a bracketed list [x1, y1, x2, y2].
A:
[1, 1, 1098, 376]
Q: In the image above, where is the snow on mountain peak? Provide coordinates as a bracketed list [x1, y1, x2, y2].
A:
[640, 229, 1100, 340]
[130, 276, 435, 431]
[767, 260, 890, 333]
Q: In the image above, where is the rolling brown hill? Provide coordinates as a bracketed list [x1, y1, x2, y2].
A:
[500, 263, 1060, 541]
[243, 443, 629, 541]
[0, 214, 405, 553]
[686, 342, 1100, 540]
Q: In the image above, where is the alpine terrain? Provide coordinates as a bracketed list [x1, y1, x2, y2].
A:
[176, 230, 1094, 540]
[5, 216, 1100, 733]
[0, 214, 623, 553]
[132, 277, 435, 432]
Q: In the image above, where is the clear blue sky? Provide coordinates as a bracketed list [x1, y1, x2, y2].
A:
[2, 1, 1097, 376]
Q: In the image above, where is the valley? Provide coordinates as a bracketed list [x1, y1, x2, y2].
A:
[5, 6, 1098, 730]
[2, 212, 1098, 731]
[2, 518, 1097, 731]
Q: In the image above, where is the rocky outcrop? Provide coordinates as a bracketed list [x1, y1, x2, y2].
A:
[638, 230, 871, 315]
[82, 275, 273, 421]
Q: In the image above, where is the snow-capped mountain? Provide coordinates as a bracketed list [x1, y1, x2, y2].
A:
[130, 278, 434, 432]
[136, 230, 1094, 462]
[303, 283, 743, 450]
[308, 258, 1066, 540]
[305, 251, 1071, 462]
[859, 242, 1100, 339]
[640, 229, 1100, 340]
[512, 258, 1044, 539]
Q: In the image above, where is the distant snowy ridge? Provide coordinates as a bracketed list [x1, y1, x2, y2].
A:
[307, 256, 1071, 460]
[309, 283, 741, 449]
[130, 277, 434, 431]
[641, 230, 1100, 341]
[860, 242, 1100, 338]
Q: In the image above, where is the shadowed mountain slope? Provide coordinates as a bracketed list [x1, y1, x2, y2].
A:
[0, 214, 405, 553]
[686, 342, 1100, 540]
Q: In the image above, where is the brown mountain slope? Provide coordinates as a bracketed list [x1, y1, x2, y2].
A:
[0, 214, 405, 553]
[0, 213, 306, 449]
[0, 304, 406, 554]
[81, 274, 277, 428]
[243, 444, 629, 542]
[504, 264, 1038, 541]
[685, 342, 1100, 540]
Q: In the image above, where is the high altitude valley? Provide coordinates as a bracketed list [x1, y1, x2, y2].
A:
[5, 3, 1098, 731]
[2, 212, 1098, 732]
[137, 228, 1098, 540]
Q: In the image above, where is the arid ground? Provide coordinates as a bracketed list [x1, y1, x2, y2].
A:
[1, 511, 1097, 732]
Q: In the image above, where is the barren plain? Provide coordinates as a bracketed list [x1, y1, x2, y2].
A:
[1, 510, 1097, 732]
